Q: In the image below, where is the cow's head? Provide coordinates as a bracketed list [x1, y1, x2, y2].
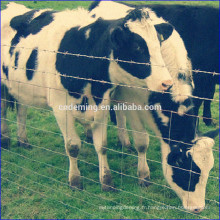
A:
[110, 9, 173, 91]
[165, 131, 218, 213]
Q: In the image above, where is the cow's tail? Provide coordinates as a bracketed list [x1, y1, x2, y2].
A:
[1, 84, 16, 110]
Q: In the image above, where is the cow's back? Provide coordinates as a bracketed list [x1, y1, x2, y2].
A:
[1, 3, 96, 106]
[137, 5, 219, 74]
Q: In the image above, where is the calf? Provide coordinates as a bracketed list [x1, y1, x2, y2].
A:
[1, 3, 173, 191]
[89, 1, 218, 213]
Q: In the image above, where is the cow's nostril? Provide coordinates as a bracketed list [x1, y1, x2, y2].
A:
[161, 80, 173, 91]
[193, 208, 204, 214]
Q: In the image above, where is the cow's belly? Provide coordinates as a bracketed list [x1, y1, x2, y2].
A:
[3, 79, 48, 108]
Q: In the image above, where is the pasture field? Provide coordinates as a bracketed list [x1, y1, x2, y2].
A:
[1, 1, 219, 219]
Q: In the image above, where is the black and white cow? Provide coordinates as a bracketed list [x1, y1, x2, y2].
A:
[125, 3, 219, 126]
[89, 1, 218, 213]
[1, 3, 174, 191]
[94, 1, 219, 126]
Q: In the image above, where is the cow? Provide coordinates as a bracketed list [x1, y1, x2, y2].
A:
[1, 3, 174, 192]
[124, 2, 219, 126]
[89, 1, 218, 213]
[90, 1, 219, 126]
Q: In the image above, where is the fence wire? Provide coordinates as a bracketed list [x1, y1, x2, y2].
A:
[1, 44, 219, 219]
[1, 149, 213, 219]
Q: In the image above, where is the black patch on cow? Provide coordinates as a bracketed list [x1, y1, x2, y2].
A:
[56, 21, 112, 105]
[77, 96, 89, 112]
[182, 98, 192, 108]
[148, 92, 201, 191]
[124, 8, 149, 22]
[154, 23, 173, 41]
[88, 1, 100, 12]
[10, 10, 55, 56]
[56, 17, 152, 105]
[14, 51, 20, 70]
[2, 64, 9, 79]
[91, 14, 96, 18]
[167, 147, 201, 191]
[148, 92, 196, 147]
[1, 84, 16, 110]
[112, 27, 151, 79]
[26, 48, 38, 80]
[178, 73, 186, 81]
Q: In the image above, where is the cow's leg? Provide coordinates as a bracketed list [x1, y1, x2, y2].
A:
[92, 109, 114, 191]
[1, 99, 10, 149]
[115, 109, 131, 148]
[203, 100, 213, 126]
[53, 107, 82, 190]
[128, 112, 151, 187]
[16, 103, 30, 148]
[203, 83, 216, 126]
[85, 124, 93, 143]
[193, 96, 203, 132]
[133, 130, 151, 187]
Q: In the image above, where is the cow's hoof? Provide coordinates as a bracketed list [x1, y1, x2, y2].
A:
[69, 176, 83, 190]
[203, 118, 216, 126]
[1, 135, 10, 149]
[139, 177, 151, 187]
[102, 183, 117, 192]
[17, 140, 32, 149]
[102, 171, 117, 192]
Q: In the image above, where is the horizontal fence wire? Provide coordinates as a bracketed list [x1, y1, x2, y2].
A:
[1, 133, 219, 203]
[1, 76, 219, 123]
[2, 64, 219, 103]
[2, 44, 220, 76]
[1, 177, 96, 218]
[1, 148, 213, 219]
[1, 78, 219, 125]
[1, 120, 219, 180]
[1, 97, 219, 153]
[1, 44, 219, 219]
[1, 166, 160, 219]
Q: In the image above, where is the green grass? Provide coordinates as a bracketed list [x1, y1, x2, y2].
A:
[1, 1, 219, 219]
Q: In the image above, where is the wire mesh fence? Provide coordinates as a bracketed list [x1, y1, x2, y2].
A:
[1, 45, 219, 219]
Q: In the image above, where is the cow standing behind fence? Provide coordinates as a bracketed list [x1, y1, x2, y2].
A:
[92, 1, 219, 126]
[1, 3, 175, 192]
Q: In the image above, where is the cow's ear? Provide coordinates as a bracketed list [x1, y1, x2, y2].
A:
[110, 27, 126, 49]
[154, 23, 173, 42]
[201, 128, 219, 139]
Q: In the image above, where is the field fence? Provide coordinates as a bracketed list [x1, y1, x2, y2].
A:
[1, 45, 219, 219]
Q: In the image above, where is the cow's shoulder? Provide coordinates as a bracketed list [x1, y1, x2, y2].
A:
[56, 18, 114, 104]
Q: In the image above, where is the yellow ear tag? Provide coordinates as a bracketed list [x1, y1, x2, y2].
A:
[160, 34, 164, 41]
